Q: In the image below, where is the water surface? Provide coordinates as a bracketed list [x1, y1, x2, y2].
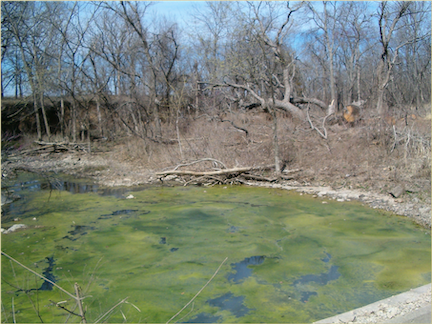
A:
[1, 172, 430, 323]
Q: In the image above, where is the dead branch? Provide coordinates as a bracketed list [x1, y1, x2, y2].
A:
[183, 175, 224, 186]
[173, 158, 227, 171]
[306, 105, 331, 140]
[220, 119, 249, 136]
[241, 174, 277, 182]
[157, 165, 274, 177]
[282, 168, 301, 174]
[50, 300, 82, 318]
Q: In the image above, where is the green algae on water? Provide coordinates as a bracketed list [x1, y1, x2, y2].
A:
[1, 173, 430, 323]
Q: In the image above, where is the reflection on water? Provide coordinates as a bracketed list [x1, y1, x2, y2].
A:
[39, 256, 56, 291]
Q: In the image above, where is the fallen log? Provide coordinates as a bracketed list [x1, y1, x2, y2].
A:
[32, 141, 89, 153]
[156, 165, 274, 177]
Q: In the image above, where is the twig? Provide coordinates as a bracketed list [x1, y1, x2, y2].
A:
[1, 251, 77, 300]
[173, 158, 227, 171]
[50, 300, 81, 317]
[12, 297, 16, 324]
[124, 301, 141, 313]
[94, 297, 129, 324]
[220, 119, 249, 136]
[2, 300, 10, 323]
[183, 175, 224, 187]
[306, 105, 330, 139]
[75, 283, 87, 323]
[176, 302, 194, 323]
[166, 257, 228, 324]
[391, 125, 397, 152]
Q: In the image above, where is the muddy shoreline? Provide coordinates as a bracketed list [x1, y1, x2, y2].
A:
[1, 151, 431, 229]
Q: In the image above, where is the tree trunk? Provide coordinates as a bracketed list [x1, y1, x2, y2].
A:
[71, 100, 77, 142]
[33, 93, 42, 140]
[357, 63, 361, 102]
[271, 107, 280, 175]
[60, 97, 65, 138]
[96, 97, 103, 136]
[39, 93, 51, 138]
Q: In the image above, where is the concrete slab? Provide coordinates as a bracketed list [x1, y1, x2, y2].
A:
[384, 304, 431, 323]
[315, 284, 431, 324]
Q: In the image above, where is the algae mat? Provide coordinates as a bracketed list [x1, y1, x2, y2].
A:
[1, 173, 430, 323]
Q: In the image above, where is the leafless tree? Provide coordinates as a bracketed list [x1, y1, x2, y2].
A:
[375, 1, 410, 115]
[307, 1, 340, 112]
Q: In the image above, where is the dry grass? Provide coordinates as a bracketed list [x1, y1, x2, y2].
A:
[112, 110, 430, 186]
[4, 107, 430, 201]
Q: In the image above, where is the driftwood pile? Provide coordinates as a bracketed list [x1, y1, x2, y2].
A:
[156, 158, 300, 186]
[11, 141, 90, 156]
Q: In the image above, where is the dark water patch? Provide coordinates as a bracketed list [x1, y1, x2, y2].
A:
[42, 181, 98, 194]
[14, 256, 57, 293]
[170, 247, 178, 252]
[292, 265, 341, 286]
[55, 245, 77, 252]
[111, 209, 138, 216]
[98, 187, 129, 198]
[291, 252, 341, 302]
[227, 226, 240, 233]
[68, 225, 94, 235]
[99, 209, 140, 219]
[300, 291, 318, 303]
[322, 252, 332, 263]
[227, 256, 265, 283]
[160, 237, 166, 244]
[39, 256, 56, 291]
[63, 225, 94, 240]
[186, 313, 222, 323]
[207, 292, 251, 317]
[7, 171, 152, 198]
[8, 176, 98, 195]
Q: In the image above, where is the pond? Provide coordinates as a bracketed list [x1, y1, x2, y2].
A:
[1, 172, 430, 323]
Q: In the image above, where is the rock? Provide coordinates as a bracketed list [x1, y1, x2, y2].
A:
[419, 206, 431, 214]
[126, 194, 135, 199]
[389, 185, 405, 198]
[3, 224, 27, 234]
[1, 192, 20, 206]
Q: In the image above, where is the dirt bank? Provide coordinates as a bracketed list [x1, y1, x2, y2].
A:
[1, 149, 430, 229]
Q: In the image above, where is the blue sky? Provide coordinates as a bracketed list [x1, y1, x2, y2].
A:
[151, 1, 207, 21]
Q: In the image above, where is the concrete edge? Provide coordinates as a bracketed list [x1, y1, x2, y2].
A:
[383, 304, 431, 323]
[314, 284, 431, 324]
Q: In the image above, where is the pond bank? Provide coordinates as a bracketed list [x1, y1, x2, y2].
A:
[1, 151, 430, 229]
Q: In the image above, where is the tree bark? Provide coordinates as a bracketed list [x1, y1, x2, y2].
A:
[39, 93, 51, 138]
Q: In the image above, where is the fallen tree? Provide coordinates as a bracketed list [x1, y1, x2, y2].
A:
[156, 161, 301, 186]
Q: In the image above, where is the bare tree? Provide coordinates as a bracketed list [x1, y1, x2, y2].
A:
[307, 1, 340, 112]
[335, 2, 374, 106]
[2, 2, 44, 139]
[388, 2, 431, 111]
[375, 1, 410, 115]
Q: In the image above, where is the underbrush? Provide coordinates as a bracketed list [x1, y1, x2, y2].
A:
[3, 109, 430, 200]
[111, 110, 431, 201]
